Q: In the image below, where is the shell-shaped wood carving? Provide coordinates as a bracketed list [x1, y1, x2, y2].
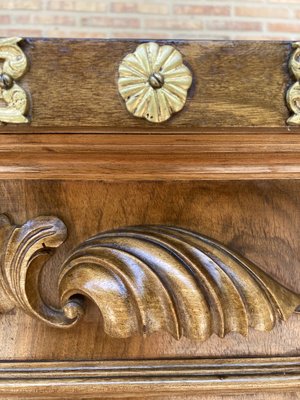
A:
[0, 37, 29, 124]
[118, 42, 192, 123]
[0, 215, 299, 341]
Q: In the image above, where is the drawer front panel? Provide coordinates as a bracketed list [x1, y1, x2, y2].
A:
[0, 39, 297, 133]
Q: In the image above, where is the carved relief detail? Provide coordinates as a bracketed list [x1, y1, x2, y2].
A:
[287, 42, 300, 125]
[0, 37, 29, 124]
[0, 214, 299, 341]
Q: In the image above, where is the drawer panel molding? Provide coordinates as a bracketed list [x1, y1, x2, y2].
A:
[0, 214, 299, 341]
[0, 357, 299, 398]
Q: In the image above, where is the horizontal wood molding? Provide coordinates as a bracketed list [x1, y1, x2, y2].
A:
[0, 39, 298, 133]
[0, 134, 300, 180]
[0, 357, 299, 398]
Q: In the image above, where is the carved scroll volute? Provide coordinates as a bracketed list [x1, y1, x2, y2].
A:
[0, 215, 78, 326]
[0, 37, 29, 124]
[0, 215, 299, 341]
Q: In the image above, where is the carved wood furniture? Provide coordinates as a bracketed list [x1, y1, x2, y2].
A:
[0, 38, 300, 399]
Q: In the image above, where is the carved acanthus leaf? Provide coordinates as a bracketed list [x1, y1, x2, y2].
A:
[0, 215, 299, 341]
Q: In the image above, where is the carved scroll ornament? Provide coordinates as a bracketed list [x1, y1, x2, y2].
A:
[287, 42, 300, 125]
[0, 214, 299, 341]
[0, 38, 29, 124]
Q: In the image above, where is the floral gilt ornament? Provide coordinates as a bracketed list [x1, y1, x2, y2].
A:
[118, 42, 192, 123]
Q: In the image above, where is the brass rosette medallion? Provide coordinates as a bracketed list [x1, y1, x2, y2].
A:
[118, 42, 192, 123]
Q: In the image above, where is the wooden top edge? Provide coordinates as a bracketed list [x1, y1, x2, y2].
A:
[2, 127, 300, 135]
[0, 38, 296, 133]
[14, 38, 292, 43]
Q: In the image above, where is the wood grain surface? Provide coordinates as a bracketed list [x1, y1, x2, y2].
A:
[0, 39, 298, 133]
[0, 179, 299, 361]
[1, 133, 300, 180]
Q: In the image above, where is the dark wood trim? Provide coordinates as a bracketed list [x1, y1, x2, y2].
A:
[0, 357, 299, 398]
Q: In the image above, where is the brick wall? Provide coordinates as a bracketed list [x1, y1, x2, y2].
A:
[0, 0, 299, 40]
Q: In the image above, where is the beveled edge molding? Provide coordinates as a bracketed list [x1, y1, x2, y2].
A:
[0, 37, 29, 124]
[0, 357, 299, 398]
[118, 42, 192, 123]
[1, 133, 300, 181]
[0, 214, 299, 342]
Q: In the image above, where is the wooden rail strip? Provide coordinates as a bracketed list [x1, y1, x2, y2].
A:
[0, 134, 300, 180]
[0, 357, 299, 398]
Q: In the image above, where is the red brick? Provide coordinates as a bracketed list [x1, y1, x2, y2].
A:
[14, 15, 31, 24]
[270, 0, 300, 3]
[33, 14, 76, 26]
[82, 17, 140, 29]
[145, 19, 203, 31]
[235, 35, 291, 40]
[268, 23, 300, 33]
[111, 2, 168, 14]
[44, 30, 108, 38]
[235, 6, 289, 18]
[174, 5, 230, 16]
[47, 0, 107, 12]
[0, 0, 41, 9]
[0, 0, 297, 41]
[0, 28, 42, 36]
[111, 31, 171, 39]
[15, 13, 76, 26]
[206, 21, 262, 32]
[0, 15, 11, 24]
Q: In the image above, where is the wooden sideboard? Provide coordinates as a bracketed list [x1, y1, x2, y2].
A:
[0, 38, 299, 399]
